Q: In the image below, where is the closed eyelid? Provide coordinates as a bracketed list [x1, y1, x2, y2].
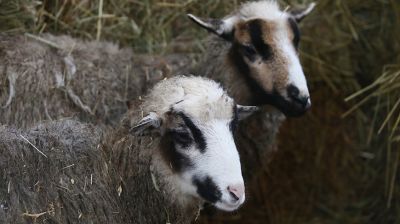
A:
[176, 112, 207, 153]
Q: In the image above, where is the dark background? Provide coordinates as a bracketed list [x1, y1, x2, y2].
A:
[1, 0, 399, 223]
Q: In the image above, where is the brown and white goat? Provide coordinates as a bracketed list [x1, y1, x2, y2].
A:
[186, 1, 316, 175]
[188, 0, 315, 116]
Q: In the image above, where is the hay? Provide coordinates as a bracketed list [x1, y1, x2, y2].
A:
[0, 0, 239, 53]
[0, 0, 399, 223]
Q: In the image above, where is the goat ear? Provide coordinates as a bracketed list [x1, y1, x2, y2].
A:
[130, 112, 162, 135]
[187, 14, 236, 41]
[237, 105, 259, 120]
[289, 2, 316, 23]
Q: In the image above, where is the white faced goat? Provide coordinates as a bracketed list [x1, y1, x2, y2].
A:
[0, 76, 257, 224]
[118, 76, 258, 213]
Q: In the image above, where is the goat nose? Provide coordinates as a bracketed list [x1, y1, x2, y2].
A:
[288, 85, 300, 98]
[294, 95, 311, 109]
[305, 97, 312, 109]
[227, 184, 245, 202]
[287, 85, 311, 109]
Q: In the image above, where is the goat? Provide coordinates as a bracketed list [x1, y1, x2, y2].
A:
[0, 76, 258, 223]
[187, 0, 316, 174]
[188, 0, 315, 114]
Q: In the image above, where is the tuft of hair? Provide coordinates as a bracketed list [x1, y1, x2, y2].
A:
[237, 0, 284, 20]
[143, 75, 233, 120]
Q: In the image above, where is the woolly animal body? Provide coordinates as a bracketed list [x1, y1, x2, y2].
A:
[0, 34, 192, 128]
[0, 76, 256, 223]
[0, 120, 119, 223]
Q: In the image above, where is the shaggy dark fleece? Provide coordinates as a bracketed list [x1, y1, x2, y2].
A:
[0, 34, 193, 128]
[0, 119, 198, 224]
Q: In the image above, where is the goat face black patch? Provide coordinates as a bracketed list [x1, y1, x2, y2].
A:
[160, 131, 193, 173]
[170, 128, 193, 148]
[159, 111, 209, 173]
[177, 112, 207, 153]
[193, 176, 222, 203]
[248, 19, 273, 61]
[288, 17, 301, 49]
[228, 48, 308, 116]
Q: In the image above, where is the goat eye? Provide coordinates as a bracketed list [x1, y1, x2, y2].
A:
[242, 44, 256, 58]
[171, 130, 193, 147]
[288, 18, 300, 49]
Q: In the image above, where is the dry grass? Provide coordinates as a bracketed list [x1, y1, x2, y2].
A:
[0, 0, 399, 223]
[0, 0, 241, 53]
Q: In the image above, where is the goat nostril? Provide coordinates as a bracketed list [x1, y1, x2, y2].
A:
[287, 85, 311, 109]
[291, 94, 310, 108]
[229, 191, 240, 201]
[298, 96, 309, 107]
[287, 85, 300, 98]
[227, 185, 243, 201]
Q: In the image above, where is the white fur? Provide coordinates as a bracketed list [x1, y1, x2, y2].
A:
[220, 1, 287, 28]
[285, 43, 309, 97]
[142, 76, 246, 211]
[221, 16, 239, 34]
[275, 20, 309, 98]
[179, 119, 244, 211]
[237, 0, 284, 21]
[199, 120, 245, 210]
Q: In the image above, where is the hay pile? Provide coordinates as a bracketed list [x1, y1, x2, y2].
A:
[0, 0, 399, 223]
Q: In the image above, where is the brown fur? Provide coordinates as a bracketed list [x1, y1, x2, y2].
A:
[0, 34, 193, 128]
[234, 22, 252, 44]
[233, 19, 290, 95]
[261, 21, 291, 92]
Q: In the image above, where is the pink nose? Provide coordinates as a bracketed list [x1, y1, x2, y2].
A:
[227, 184, 245, 201]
